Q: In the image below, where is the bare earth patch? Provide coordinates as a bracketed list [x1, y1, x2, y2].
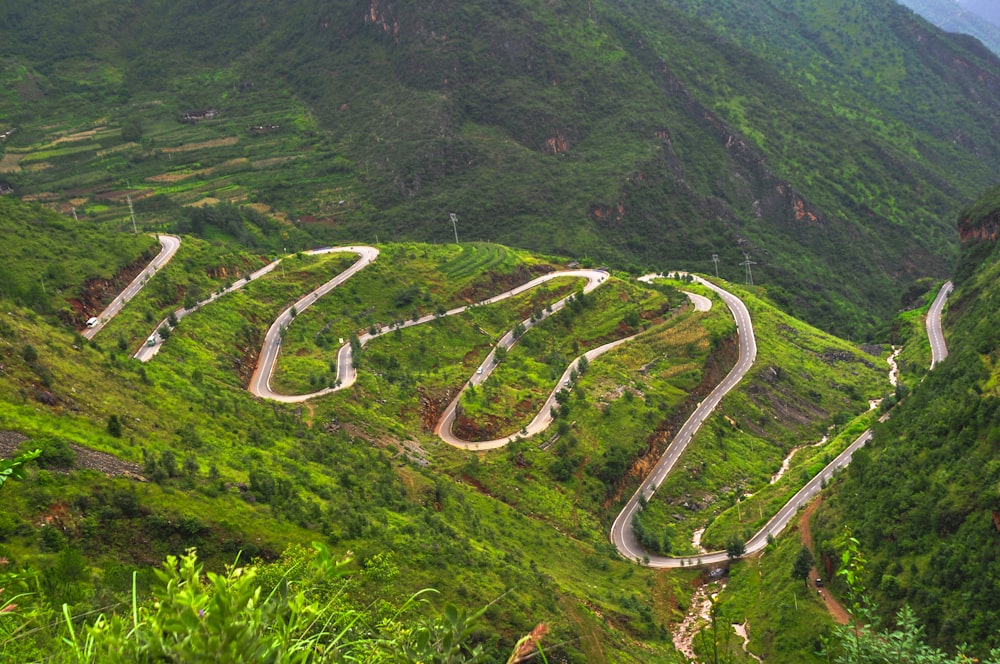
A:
[146, 171, 197, 183]
[187, 197, 221, 208]
[800, 497, 850, 625]
[50, 128, 103, 146]
[0, 153, 22, 173]
[160, 136, 238, 153]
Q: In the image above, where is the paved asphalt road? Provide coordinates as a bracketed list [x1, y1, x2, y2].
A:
[436, 284, 713, 450]
[134, 246, 952, 569]
[253, 267, 608, 403]
[134, 246, 354, 362]
[82, 234, 181, 340]
[611, 272, 953, 568]
[249, 246, 380, 401]
[88, 238, 955, 568]
[610, 274, 757, 566]
[927, 281, 953, 369]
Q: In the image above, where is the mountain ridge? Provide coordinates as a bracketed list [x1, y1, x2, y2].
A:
[2, 0, 999, 339]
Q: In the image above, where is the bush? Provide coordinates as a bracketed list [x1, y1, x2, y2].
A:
[30, 437, 76, 469]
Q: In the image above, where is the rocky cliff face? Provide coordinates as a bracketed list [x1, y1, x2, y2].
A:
[958, 210, 1000, 242]
[957, 182, 1000, 244]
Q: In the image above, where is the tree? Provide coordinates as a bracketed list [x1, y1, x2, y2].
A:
[493, 346, 507, 364]
[121, 116, 143, 143]
[107, 414, 122, 438]
[792, 545, 815, 587]
[21, 343, 38, 363]
[725, 536, 746, 560]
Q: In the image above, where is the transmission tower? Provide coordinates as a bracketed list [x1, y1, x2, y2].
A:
[711, 254, 719, 278]
[740, 252, 756, 286]
[449, 213, 459, 244]
[127, 194, 138, 234]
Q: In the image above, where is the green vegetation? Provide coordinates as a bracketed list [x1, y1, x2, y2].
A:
[631, 282, 887, 557]
[712, 536, 835, 662]
[810, 190, 1000, 656]
[2, 180, 1000, 660]
[0, 208, 697, 660]
[2, 0, 999, 339]
[269, 243, 564, 394]
[0, 2, 998, 650]
[0, 198, 156, 321]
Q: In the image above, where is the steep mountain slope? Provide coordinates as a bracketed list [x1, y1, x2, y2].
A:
[1, 0, 1000, 339]
[0, 192, 902, 661]
[896, 0, 1000, 55]
[0, 197, 157, 322]
[813, 183, 1000, 653]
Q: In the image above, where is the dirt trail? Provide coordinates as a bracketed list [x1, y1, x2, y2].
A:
[560, 596, 607, 664]
[799, 497, 850, 625]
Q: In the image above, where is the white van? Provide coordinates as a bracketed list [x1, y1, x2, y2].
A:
[86, 317, 99, 328]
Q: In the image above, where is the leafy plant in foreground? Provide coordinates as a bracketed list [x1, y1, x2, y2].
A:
[823, 531, 1000, 663]
[52, 544, 543, 663]
[0, 449, 40, 492]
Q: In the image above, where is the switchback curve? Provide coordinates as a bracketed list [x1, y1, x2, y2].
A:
[83, 234, 181, 340]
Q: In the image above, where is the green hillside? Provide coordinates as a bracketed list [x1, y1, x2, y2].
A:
[1, 0, 999, 338]
[0, 197, 157, 323]
[811, 186, 1000, 654]
[0, 194, 916, 661]
[2, 0, 1000, 659]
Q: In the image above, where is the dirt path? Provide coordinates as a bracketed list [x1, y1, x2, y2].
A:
[560, 596, 607, 664]
[799, 497, 850, 625]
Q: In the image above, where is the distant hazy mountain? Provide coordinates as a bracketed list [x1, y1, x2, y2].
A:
[896, 0, 1000, 54]
[959, 0, 1000, 29]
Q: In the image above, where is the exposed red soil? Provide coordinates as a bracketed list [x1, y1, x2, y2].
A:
[800, 497, 850, 625]
[604, 332, 739, 508]
[62, 246, 159, 328]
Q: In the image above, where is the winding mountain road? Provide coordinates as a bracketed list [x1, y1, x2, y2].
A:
[138, 246, 376, 362]
[927, 281, 953, 369]
[82, 234, 180, 339]
[119, 238, 952, 569]
[611, 273, 953, 567]
[611, 274, 756, 566]
[251, 267, 609, 403]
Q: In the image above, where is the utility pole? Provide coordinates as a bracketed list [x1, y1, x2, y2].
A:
[712, 253, 719, 278]
[740, 252, 756, 286]
[127, 194, 138, 234]
[449, 213, 459, 245]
